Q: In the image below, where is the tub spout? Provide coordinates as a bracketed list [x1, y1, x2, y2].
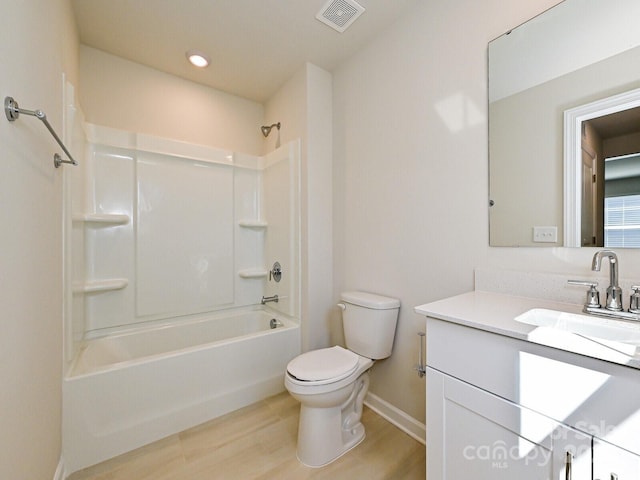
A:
[261, 294, 278, 304]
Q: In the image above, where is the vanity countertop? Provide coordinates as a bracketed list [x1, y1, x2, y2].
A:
[415, 290, 640, 370]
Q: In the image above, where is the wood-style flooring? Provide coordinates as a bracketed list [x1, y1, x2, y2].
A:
[67, 391, 425, 479]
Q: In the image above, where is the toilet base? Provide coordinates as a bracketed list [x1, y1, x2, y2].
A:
[297, 425, 365, 468]
[295, 373, 370, 467]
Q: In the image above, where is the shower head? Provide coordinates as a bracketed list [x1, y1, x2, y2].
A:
[261, 122, 281, 137]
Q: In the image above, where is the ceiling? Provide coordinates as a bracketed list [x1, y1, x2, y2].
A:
[588, 106, 640, 139]
[71, 0, 420, 103]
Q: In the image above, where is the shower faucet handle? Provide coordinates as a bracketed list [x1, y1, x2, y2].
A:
[269, 262, 282, 282]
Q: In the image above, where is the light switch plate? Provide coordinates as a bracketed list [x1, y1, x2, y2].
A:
[533, 226, 558, 243]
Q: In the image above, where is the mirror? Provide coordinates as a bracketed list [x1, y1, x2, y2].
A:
[488, 0, 640, 247]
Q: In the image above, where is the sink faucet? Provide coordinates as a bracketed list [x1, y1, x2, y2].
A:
[592, 250, 623, 311]
[568, 250, 640, 321]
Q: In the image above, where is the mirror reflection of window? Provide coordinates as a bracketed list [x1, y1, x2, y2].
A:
[604, 156, 640, 248]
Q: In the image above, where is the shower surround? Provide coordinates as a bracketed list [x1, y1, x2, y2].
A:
[63, 123, 301, 473]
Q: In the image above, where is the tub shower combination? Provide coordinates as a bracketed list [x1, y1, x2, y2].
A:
[63, 123, 301, 473]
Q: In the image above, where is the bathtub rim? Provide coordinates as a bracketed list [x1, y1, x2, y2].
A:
[67, 304, 299, 379]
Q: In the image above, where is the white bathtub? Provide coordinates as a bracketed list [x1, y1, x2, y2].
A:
[62, 307, 300, 474]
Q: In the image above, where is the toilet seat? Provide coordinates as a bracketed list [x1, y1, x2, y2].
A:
[287, 346, 359, 385]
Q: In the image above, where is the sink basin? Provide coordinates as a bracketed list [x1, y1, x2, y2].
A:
[515, 308, 640, 347]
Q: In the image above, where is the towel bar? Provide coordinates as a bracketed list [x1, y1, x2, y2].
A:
[4, 96, 78, 168]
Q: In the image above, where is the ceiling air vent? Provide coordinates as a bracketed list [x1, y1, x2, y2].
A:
[315, 0, 365, 33]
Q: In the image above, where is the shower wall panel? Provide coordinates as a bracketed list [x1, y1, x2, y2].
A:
[234, 153, 265, 307]
[136, 153, 234, 317]
[263, 141, 301, 319]
[84, 145, 136, 333]
[72, 125, 299, 341]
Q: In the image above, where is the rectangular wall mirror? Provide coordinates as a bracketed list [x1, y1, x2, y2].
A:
[488, 0, 640, 247]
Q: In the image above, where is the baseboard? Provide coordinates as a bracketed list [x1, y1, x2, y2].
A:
[364, 392, 426, 445]
[53, 458, 65, 480]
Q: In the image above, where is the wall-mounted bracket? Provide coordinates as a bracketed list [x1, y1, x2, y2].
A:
[4, 96, 78, 168]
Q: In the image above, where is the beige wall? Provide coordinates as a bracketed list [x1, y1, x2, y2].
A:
[0, 1, 78, 478]
[332, 0, 640, 424]
[79, 46, 264, 156]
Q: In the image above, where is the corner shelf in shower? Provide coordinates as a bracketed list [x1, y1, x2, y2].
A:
[72, 213, 130, 225]
[238, 269, 269, 279]
[238, 220, 268, 229]
[73, 278, 129, 294]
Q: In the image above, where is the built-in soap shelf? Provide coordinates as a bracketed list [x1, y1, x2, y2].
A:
[73, 278, 129, 294]
[238, 220, 268, 229]
[238, 220, 268, 278]
[238, 269, 268, 279]
[73, 213, 130, 225]
[72, 214, 130, 294]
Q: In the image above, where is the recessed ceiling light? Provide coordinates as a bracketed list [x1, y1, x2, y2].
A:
[186, 50, 210, 68]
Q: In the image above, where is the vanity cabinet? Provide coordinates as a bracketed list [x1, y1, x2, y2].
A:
[593, 439, 640, 480]
[422, 312, 640, 480]
[427, 367, 591, 479]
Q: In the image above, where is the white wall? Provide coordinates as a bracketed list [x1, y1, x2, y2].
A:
[0, 1, 78, 478]
[332, 0, 640, 425]
[79, 46, 264, 156]
[265, 63, 333, 352]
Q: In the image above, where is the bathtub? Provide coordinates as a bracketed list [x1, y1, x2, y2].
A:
[62, 306, 300, 474]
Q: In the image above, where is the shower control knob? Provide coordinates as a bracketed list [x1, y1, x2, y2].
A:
[270, 262, 282, 282]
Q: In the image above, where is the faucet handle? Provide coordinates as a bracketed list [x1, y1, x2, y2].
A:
[568, 280, 601, 308]
[630, 286, 640, 314]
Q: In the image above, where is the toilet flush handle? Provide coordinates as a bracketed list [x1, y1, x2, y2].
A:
[337, 303, 346, 311]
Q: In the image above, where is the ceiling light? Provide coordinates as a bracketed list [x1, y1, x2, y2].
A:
[186, 50, 210, 68]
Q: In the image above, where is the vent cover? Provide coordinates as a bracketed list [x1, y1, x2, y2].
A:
[315, 0, 365, 33]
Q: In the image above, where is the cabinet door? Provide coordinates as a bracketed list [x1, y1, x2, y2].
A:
[427, 368, 591, 480]
[594, 438, 640, 480]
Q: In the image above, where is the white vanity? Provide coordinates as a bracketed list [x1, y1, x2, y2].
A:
[416, 291, 640, 479]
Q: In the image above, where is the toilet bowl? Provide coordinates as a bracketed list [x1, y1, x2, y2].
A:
[284, 291, 400, 467]
[285, 346, 373, 467]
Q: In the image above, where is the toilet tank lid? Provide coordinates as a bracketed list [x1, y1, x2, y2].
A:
[341, 291, 400, 310]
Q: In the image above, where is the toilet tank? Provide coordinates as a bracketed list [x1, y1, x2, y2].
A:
[340, 291, 400, 360]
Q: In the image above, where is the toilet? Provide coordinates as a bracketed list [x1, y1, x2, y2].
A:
[284, 291, 400, 467]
